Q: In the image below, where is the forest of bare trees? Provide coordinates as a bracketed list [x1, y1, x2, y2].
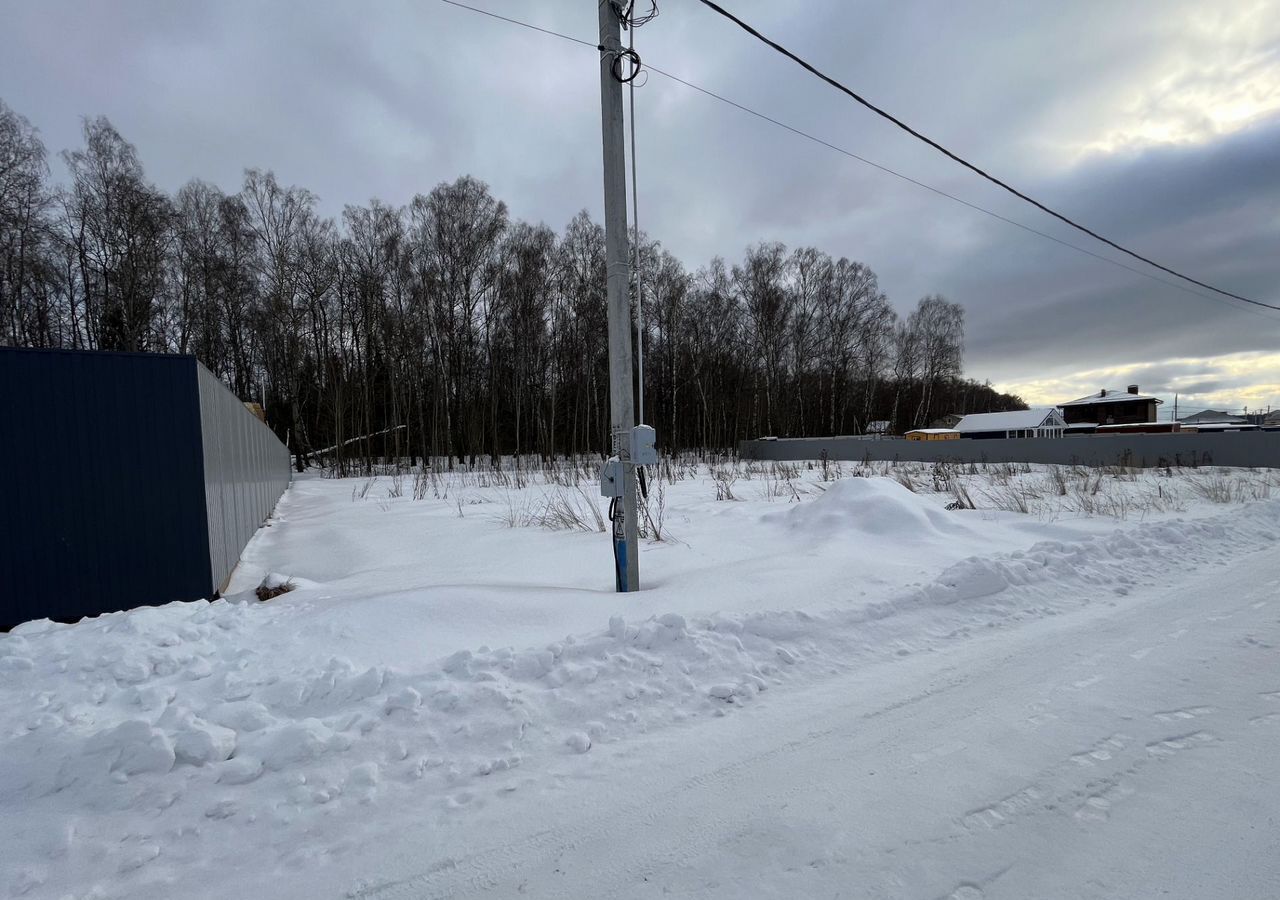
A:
[0, 100, 1025, 471]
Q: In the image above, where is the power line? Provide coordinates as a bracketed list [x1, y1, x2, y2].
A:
[439, 0, 598, 48]
[437, 0, 1279, 321]
[628, 19, 646, 424]
[638, 65, 1276, 322]
[692, 0, 1280, 313]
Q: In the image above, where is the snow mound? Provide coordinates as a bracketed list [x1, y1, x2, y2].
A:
[771, 476, 968, 539]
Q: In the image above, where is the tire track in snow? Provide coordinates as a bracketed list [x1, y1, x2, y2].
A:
[419, 553, 1269, 896]
[348, 504, 1280, 900]
[354, 665, 980, 900]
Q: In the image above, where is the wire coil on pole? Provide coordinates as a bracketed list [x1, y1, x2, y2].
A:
[609, 47, 643, 83]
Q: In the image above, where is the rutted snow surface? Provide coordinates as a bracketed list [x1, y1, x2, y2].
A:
[1, 478, 1279, 898]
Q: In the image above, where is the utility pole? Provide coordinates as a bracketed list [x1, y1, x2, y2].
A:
[598, 0, 640, 591]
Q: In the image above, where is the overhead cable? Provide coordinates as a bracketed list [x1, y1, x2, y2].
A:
[693, 0, 1279, 312]
[438, 0, 1280, 320]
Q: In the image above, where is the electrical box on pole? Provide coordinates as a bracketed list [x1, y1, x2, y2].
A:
[631, 425, 657, 466]
[597, 0, 641, 591]
[599, 457, 624, 497]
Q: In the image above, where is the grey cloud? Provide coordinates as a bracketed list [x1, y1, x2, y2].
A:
[2, 0, 1278, 408]
[962, 114, 1280, 386]
[1169, 381, 1227, 395]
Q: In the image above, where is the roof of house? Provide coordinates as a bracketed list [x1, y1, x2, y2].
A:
[1186, 422, 1258, 431]
[1060, 389, 1162, 407]
[1094, 421, 1174, 430]
[955, 408, 1064, 432]
[1179, 410, 1246, 424]
[906, 428, 960, 435]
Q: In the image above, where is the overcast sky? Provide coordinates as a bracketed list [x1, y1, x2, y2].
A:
[5, 0, 1280, 414]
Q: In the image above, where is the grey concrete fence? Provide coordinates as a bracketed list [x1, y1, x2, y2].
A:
[739, 432, 1280, 469]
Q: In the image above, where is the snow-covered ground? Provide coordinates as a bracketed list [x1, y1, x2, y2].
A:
[2, 460, 1279, 899]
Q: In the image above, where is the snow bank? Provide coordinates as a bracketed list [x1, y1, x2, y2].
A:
[2, 483, 1279, 898]
[769, 476, 971, 540]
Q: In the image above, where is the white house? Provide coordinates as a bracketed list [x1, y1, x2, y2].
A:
[954, 408, 1067, 440]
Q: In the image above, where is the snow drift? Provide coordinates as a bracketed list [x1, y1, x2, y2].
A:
[769, 476, 973, 540]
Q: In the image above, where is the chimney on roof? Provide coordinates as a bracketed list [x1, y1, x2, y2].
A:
[1128, 384, 1139, 394]
[1099, 388, 1107, 397]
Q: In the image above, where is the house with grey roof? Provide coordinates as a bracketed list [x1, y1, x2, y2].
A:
[954, 408, 1067, 440]
[1178, 409, 1246, 426]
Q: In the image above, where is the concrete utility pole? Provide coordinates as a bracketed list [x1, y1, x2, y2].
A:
[598, 0, 640, 591]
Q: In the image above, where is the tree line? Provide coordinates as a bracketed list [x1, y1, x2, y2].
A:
[0, 100, 1026, 471]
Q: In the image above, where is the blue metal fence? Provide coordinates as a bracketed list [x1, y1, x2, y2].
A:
[0, 348, 290, 628]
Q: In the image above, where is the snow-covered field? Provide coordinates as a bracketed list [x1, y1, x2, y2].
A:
[3, 460, 1279, 899]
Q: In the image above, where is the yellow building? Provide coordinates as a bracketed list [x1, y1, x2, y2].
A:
[905, 429, 960, 441]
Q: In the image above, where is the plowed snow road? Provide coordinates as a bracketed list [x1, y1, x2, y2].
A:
[363, 547, 1280, 900]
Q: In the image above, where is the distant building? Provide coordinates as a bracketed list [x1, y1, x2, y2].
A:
[930, 413, 964, 429]
[1179, 410, 1246, 426]
[1095, 422, 1181, 434]
[905, 428, 960, 441]
[1059, 385, 1161, 427]
[1181, 422, 1257, 433]
[865, 420, 891, 435]
[955, 408, 1066, 440]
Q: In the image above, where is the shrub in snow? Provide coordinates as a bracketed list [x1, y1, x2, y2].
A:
[255, 574, 297, 602]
